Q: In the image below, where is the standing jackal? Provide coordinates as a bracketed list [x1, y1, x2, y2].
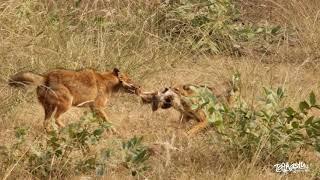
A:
[8, 68, 139, 131]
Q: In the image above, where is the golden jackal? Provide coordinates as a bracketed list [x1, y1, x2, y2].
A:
[8, 68, 139, 131]
[138, 82, 239, 137]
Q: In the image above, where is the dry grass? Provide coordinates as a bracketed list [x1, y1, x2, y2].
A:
[1, 0, 320, 179]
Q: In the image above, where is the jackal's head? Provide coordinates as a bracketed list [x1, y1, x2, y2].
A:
[139, 87, 181, 111]
[112, 68, 139, 94]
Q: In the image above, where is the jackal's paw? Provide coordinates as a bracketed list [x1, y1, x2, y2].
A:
[44, 126, 52, 133]
[107, 126, 121, 136]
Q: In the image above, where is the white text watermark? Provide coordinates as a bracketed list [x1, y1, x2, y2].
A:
[274, 162, 309, 173]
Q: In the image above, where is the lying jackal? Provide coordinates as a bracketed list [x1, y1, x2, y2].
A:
[138, 80, 239, 137]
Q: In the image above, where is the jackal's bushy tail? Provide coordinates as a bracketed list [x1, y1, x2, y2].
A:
[8, 72, 45, 88]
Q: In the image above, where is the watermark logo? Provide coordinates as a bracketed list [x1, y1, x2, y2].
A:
[274, 161, 309, 173]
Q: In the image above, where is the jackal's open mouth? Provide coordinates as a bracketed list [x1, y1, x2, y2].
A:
[161, 96, 173, 109]
[138, 91, 158, 103]
[138, 89, 176, 111]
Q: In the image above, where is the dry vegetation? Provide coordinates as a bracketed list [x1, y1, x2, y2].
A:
[1, 0, 320, 179]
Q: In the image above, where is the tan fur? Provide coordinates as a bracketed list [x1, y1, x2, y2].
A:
[9, 68, 139, 131]
[9, 72, 45, 87]
[139, 82, 238, 137]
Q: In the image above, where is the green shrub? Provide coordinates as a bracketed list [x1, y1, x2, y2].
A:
[156, 0, 283, 55]
[0, 112, 152, 178]
[223, 88, 320, 162]
[121, 136, 152, 176]
[188, 74, 320, 163]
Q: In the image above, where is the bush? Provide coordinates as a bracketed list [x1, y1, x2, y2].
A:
[223, 88, 319, 163]
[121, 136, 152, 176]
[0, 112, 151, 178]
[156, 0, 283, 55]
[187, 74, 320, 163]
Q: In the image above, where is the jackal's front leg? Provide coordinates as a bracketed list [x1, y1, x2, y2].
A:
[91, 106, 119, 134]
[91, 95, 119, 135]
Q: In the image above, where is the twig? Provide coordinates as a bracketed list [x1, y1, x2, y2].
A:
[2, 136, 40, 180]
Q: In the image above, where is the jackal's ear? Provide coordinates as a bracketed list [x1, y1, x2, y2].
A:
[183, 85, 191, 90]
[113, 68, 120, 76]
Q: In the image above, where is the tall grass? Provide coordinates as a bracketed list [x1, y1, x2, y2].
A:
[237, 0, 320, 63]
[1, 0, 320, 179]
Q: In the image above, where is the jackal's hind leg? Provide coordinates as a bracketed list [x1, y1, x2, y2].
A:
[43, 105, 56, 131]
[38, 85, 72, 131]
[186, 121, 209, 137]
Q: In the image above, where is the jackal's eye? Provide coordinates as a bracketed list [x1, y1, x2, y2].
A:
[183, 85, 190, 90]
[162, 88, 169, 93]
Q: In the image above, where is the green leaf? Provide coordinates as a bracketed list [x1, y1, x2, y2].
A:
[14, 127, 28, 139]
[305, 116, 314, 125]
[246, 32, 256, 40]
[277, 87, 284, 99]
[299, 101, 310, 113]
[55, 149, 63, 157]
[271, 26, 281, 35]
[310, 91, 316, 106]
[93, 128, 104, 137]
[208, 107, 215, 114]
[191, 104, 199, 110]
[214, 119, 223, 127]
[315, 140, 320, 153]
[256, 27, 264, 33]
[291, 121, 300, 129]
[133, 150, 149, 164]
[285, 107, 295, 116]
[313, 117, 320, 124]
[311, 118, 320, 130]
